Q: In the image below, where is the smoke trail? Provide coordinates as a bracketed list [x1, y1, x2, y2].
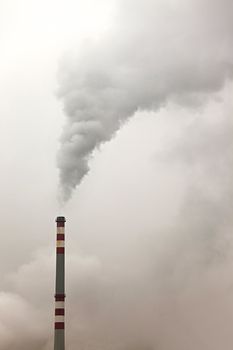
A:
[57, 0, 233, 200]
[2, 84, 233, 349]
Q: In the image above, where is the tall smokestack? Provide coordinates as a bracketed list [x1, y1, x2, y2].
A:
[54, 216, 66, 350]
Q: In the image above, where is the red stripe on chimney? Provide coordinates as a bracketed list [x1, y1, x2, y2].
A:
[55, 294, 65, 301]
[57, 234, 65, 240]
[55, 322, 65, 329]
[55, 308, 65, 315]
[57, 247, 65, 254]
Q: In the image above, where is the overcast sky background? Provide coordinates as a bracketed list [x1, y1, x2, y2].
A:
[0, 0, 233, 349]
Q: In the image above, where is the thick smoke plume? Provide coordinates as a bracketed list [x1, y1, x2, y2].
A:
[3, 84, 233, 349]
[57, 0, 233, 200]
[2, 0, 233, 349]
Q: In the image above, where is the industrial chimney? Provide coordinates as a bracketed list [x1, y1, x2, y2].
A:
[54, 216, 66, 350]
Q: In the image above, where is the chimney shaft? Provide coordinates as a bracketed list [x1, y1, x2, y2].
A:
[54, 216, 66, 350]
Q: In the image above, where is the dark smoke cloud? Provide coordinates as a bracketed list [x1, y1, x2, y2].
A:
[57, 0, 233, 200]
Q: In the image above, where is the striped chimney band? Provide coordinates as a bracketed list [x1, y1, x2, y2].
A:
[56, 219, 65, 254]
[55, 294, 65, 329]
[54, 216, 66, 349]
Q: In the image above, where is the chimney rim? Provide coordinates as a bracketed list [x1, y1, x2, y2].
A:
[56, 216, 66, 223]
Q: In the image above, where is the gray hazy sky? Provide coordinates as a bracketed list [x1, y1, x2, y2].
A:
[0, 0, 233, 349]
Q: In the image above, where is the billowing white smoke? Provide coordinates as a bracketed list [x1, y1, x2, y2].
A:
[3, 85, 232, 350]
[1, 83, 233, 349]
[57, 0, 233, 200]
